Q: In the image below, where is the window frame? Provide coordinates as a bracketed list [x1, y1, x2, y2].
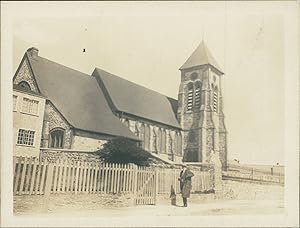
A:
[21, 97, 39, 116]
[49, 128, 65, 149]
[16, 128, 35, 147]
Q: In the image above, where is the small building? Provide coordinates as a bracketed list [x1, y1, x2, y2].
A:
[13, 84, 46, 157]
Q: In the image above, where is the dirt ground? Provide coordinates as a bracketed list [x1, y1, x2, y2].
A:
[14, 180, 284, 217]
[14, 194, 284, 217]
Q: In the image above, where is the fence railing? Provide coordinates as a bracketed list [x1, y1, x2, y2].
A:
[223, 164, 284, 184]
[13, 156, 215, 200]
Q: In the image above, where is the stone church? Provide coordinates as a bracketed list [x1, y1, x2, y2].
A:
[12, 41, 227, 169]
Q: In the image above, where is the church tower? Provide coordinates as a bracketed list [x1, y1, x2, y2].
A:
[177, 41, 227, 169]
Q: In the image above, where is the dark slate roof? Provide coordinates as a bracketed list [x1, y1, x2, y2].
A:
[25, 51, 139, 141]
[167, 97, 178, 115]
[92, 68, 181, 129]
[180, 41, 224, 74]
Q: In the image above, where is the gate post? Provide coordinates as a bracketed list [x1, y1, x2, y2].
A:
[44, 162, 54, 196]
[210, 151, 223, 199]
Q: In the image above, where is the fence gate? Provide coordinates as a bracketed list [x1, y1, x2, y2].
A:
[134, 167, 157, 205]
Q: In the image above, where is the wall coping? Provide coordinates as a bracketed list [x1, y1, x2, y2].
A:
[40, 148, 96, 153]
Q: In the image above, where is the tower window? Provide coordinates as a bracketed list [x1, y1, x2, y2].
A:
[187, 83, 193, 111]
[49, 128, 64, 148]
[213, 87, 218, 112]
[194, 82, 201, 109]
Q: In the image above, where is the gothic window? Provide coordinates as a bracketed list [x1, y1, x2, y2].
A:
[49, 128, 64, 148]
[161, 129, 166, 153]
[123, 119, 129, 128]
[18, 81, 31, 91]
[139, 124, 145, 148]
[17, 129, 35, 146]
[152, 129, 157, 152]
[187, 83, 193, 111]
[194, 81, 201, 109]
[168, 133, 173, 154]
[188, 130, 196, 143]
[156, 128, 161, 152]
[213, 86, 218, 112]
[134, 123, 139, 136]
[177, 132, 182, 156]
[144, 125, 150, 151]
[168, 133, 174, 161]
[173, 133, 178, 156]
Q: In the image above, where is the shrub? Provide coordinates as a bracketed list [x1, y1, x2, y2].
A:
[95, 137, 153, 166]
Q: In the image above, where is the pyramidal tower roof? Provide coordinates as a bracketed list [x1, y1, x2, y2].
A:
[180, 41, 224, 74]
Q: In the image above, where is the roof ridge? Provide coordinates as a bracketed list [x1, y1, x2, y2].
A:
[95, 67, 177, 100]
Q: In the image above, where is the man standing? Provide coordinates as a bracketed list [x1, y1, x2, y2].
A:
[178, 164, 194, 207]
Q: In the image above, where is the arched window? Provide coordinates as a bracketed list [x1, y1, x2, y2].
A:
[187, 83, 193, 111]
[18, 81, 31, 91]
[152, 129, 157, 153]
[213, 86, 218, 112]
[156, 128, 161, 153]
[194, 81, 201, 109]
[49, 128, 64, 148]
[168, 132, 174, 161]
[177, 132, 182, 156]
[173, 133, 178, 156]
[161, 129, 166, 153]
[139, 124, 145, 148]
[123, 119, 129, 128]
[144, 125, 150, 151]
[134, 123, 139, 137]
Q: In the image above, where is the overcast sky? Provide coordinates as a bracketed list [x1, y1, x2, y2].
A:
[9, 2, 287, 165]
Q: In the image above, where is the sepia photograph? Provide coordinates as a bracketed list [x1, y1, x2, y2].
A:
[1, 1, 299, 227]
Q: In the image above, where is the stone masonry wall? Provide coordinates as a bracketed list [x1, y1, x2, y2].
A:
[72, 130, 109, 151]
[13, 57, 39, 93]
[44, 102, 73, 149]
[40, 149, 101, 163]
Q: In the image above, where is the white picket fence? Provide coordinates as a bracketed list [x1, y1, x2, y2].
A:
[13, 156, 215, 204]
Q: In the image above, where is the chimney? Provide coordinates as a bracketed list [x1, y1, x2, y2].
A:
[27, 47, 39, 57]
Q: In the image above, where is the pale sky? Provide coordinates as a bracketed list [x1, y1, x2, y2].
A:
[9, 2, 287, 165]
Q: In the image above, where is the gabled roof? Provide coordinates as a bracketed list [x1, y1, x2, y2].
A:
[180, 41, 224, 74]
[25, 51, 139, 141]
[92, 68, 181, 129]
